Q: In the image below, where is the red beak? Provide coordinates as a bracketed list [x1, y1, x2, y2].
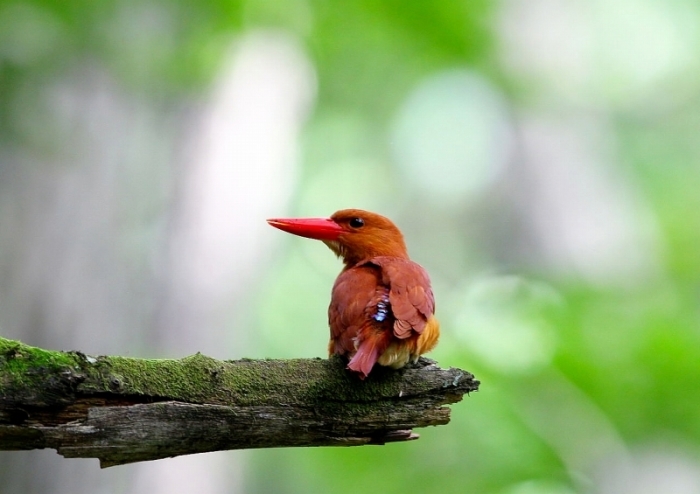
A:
[267, 217, 344, 241]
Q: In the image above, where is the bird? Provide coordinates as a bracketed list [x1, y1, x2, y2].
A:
[267, 209, 439, 379]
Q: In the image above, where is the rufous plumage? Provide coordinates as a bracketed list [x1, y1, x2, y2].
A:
[267, 209, 440, 379]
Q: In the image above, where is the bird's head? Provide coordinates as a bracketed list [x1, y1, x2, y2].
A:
[267, 209, 409, 266]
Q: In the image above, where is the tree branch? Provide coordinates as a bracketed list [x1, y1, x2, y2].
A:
[0, 336, 479, 467]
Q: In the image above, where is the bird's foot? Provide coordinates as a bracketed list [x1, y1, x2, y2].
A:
[403, 356, 437, 369]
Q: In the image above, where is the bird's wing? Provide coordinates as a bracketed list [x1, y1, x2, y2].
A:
[328, 265, 388, 357]
[365, 256, 435, 339]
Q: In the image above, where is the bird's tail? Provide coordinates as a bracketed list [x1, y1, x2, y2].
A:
[347, 325, 392, 379]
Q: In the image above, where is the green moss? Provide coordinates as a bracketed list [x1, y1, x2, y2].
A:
[1, 336, 475, 411]
[83, 353, 242, 402]
[0, 337, 84, 406]
[0, 338, 78, 383]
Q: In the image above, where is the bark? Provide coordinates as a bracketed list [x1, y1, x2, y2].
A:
[0, 337, 479, 468]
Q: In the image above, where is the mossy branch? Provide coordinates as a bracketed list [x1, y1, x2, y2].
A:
[0, 336, 479, 468]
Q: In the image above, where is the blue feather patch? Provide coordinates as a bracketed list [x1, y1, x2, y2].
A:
[373, 298, 390, 322]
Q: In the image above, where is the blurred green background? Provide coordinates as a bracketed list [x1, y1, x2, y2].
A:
[1, 1, 700, 493]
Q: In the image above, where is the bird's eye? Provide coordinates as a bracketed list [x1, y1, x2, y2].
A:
[349, 217, 364, 228]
